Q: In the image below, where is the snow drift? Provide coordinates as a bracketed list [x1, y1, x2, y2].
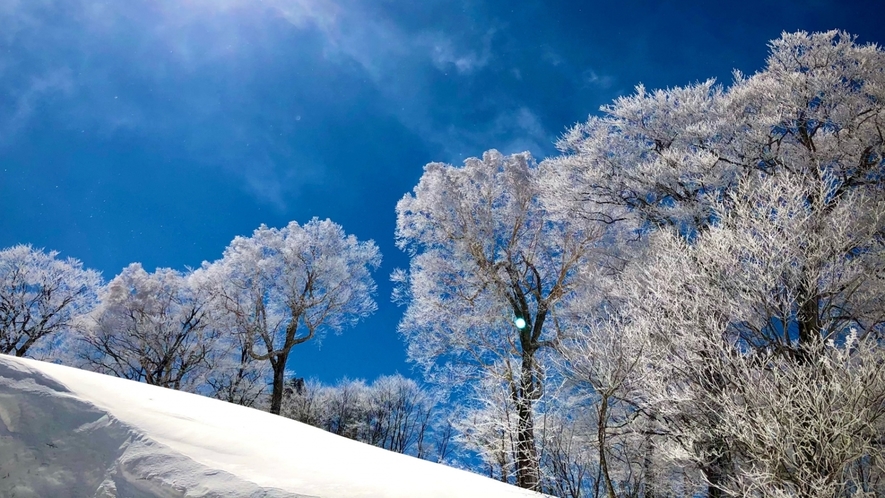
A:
[0, 355, 542, 497]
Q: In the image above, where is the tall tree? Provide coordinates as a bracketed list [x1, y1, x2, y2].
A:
[205, 218, 380, 415]
[547, 30, 885, 254]
[546, 30, 885, 497]
[610, 174, 885, 496]
[557, 314, 652, 498]
[0, 244, 101, 358]
[395, 150, 607, 490]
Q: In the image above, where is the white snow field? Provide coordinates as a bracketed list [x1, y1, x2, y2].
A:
[0, 355, 543, 497]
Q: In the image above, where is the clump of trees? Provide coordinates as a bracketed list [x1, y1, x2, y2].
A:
[281, 374, 453, 461]
[393, 30, 885, 497]
[2, 29, 883, 498]
[540, 29, 885, 498]
[0, 218, 381, 414]
[79, 263, 219, 391]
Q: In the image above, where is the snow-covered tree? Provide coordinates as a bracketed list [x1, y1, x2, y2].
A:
[616, 170, 885, 497]
[556, 314, 651, 498]
[0, 244, 101, 358]
[80, 263, 219, 391]
[715, 331, 885, 497]
[282, 377, 331, 428]
[535, 399, 598, 498]
[452, 365, 525, 485]
[205, 218, 381, 415]
[324, 378, 370, 439]
[395, 150, 609, 490]
[544, 30, 885, 497]
[546, 30, 885, 245]
[190, 259, 270, 408]
[393, 150, 620, 489]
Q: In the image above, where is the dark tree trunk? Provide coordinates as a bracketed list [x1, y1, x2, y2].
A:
[706, 479, 724, 498]
[796, 281, 821, 364]
[513, 352, 541, 491]
[703, 449, 729, 498]
[269, 353, 288, 415]
[597, 394, 617, 498]
[643, 438, 659, 498]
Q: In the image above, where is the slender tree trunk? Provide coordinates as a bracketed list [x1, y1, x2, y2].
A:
[796, 280, 821, 364]
[514, 352, 541, 490]
[703, 448, 728, 498]
[597, 394, 617, 498]
[697, 347, 731, 498]
[269, 353, 288, 415]
[594, 463, 603, 498]
[643, 437, 658, 498]
[705, 477, 724, 498]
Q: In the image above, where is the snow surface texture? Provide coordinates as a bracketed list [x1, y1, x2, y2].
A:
[0, 355, 543, 497]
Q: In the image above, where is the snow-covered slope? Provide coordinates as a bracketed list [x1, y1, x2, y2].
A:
[0, 355, 541, 497]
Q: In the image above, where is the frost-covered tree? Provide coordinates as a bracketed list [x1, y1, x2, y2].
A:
[546, 30, 885, 246]
[395, 150, 608, 490]
[205, 218, 381, 415]
[324, 378, 370, 439]
[452, 365, 526, 484]
[616, 170, 885, 497]
[545, 30, 885, 497]
[80, 263, 219, 391]
[715, 332, 885, 497]
[192, 261, 269, 408]
[536, 399, 598, 498]
[0, 244, 101, 358]
[283, 377, 330, 427]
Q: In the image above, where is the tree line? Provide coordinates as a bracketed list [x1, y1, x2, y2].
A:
[2, 30, 884, 497]
[0, 218, 380, 417]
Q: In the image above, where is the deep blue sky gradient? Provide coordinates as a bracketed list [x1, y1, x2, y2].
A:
[2, 0, 883, 383]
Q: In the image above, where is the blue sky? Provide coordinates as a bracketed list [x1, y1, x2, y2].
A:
[1, 0, 883, 384]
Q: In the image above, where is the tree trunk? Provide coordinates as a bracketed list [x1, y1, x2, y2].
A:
[269, 353, 288, 415]
[796, 280, 821, 363]
[597, 394, 617, 498]
[643, 437, 658, 498]
[513, 352, 541, 490]
[706, 479, 724, 498]
[703, 449, 728, 498]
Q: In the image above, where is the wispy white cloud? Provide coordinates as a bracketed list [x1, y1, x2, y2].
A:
[474, 106, 554, 159]
[582, 68, 615, 89]
[241, 157, 300, 211]
[0, 0, 549, 208]
[539, 44, 617, 92]
[425, 29, 495, 75]
[0, 68, 75, 144]
[541, 46, 565, 67]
